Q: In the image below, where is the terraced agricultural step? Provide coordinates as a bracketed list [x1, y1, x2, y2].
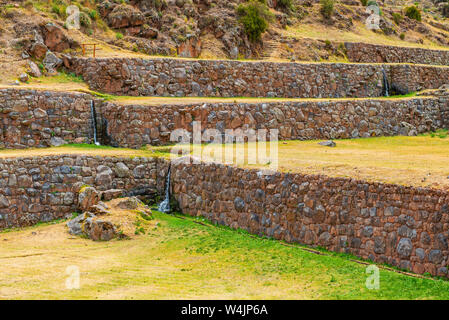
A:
[2, 88, 448, 150]
[68, 57, 449, 98]
[344, 42, 449, 66]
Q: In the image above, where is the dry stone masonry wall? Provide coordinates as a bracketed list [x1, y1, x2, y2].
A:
[345, 42, 449, 66]
[68, 57, 449, 98]
[2, 153, 449, 278]
[0, 89, 94, 149]
[171, 161, 449, 278]
[100, 97, 447, 148]
[0, 155, 168, 229]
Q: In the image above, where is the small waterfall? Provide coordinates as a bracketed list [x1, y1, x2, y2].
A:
[158, 167, 171, 213]
[90, 101, 100, 146]
[382, 68, 390, 97]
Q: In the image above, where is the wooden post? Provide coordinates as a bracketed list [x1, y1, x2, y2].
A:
[93, 44, 96, 58]
[82, 44, 85, 56]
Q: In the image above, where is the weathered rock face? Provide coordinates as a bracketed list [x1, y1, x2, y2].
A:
[40, 23, 73, 52]
[100, 97, 448, 147]
[0, 155, 166, 229]
[69, 57, 449, 98]
[0, 89, 95, 149]
[43, 51, 62, 74]
[170, 160, 449, 278]
[82, 216, 117, 241]
[107, 4, 145, 29]
[27, 61, 42, 78]
[78, 187, 101, 212]
[67, 211, 117, 241]
[345, 42, 449, 66]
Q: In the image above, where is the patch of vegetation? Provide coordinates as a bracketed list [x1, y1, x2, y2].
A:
[427, 129, 449, 139]
[236, 0, 273, 42]
[360, 0, 368, 6]
[392, 12, 403, 25]
[320, 0, 335, 19]
[276, 0, 293, 11]
[404, 5, 422, 21]
[115, 32, 124, 40]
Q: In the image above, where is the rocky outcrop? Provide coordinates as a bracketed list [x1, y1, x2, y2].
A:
[40, 23, 73, 53]
[107, 4, 145, 29]
[67, 208, 117, 242]
[78, 186, 101, 212]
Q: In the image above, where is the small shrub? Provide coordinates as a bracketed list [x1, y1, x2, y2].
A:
[89, 9, 98, 20]
[360, 0, 367, 6]
[392, 12, 403, 25]
[51, 4, 61, 15]
[115, 32, 124, 40]
[236, 1, 273, 42]
[320, 0, 335, 19]
[277, 0, 293, 11]
[79, 12, 92, 28]
[399, 32, 405, 40]
[404, 5, 421, 21]
[23, 0, 33, 9]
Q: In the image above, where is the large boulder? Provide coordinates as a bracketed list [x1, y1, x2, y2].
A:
[43, 51, 62, 74]
[67, 212, 94, 236]
[27, 60, 42, 78]
[41, 23, 71, 52]
[50, 136, 67, 146]
[66, 212, 117, 241]
[107, 4, 145, 28]
[29, 42, 48, 59]
[78, 186, 101, 212]
[83, 217, 117, 241]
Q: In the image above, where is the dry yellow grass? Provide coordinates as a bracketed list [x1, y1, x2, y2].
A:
[0, 145, 157, 159]
[1, 134, 448, 190]
[174, 135, 449, 190]
[109, 94, 426, 106]
[0, 209, 313, 300]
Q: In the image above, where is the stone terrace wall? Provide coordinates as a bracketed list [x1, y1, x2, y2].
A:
[69, 57, 449, 98]
[345, 42, 449, 66]
[100, 97, 447, 148]
[171, 161, 449, 277]
[0, 155, 169, 229]
[0, 89, 95, 149]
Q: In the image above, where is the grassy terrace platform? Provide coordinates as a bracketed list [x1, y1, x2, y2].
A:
[167, 134, 449, 190]
[107, 93, 420, 106]
[1, 133, 448, 190]
[2, 210, 449, 299]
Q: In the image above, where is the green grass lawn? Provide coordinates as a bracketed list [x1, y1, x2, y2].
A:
[1, 211, 449, 299]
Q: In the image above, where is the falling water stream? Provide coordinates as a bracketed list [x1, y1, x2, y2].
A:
[158, 167, 171, 213]
[90, 100, 100, 146]
[382, 68, 390, 97]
